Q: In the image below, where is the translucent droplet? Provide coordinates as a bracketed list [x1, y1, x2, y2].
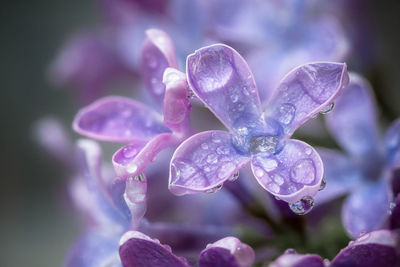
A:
[187, 89, 196, 99]
[170, 159, 197, 183]
[236, 127, 249, 136]
[267, 182, 280, 193]
[206, 154, 218, 164]
[260, 158, 278, 172]
[319, 177, 327, 191]
[133, 173, 146, 182]
[201, 143, 209, 150]
[204, 166, 211, 172]
[206, 184, 223, 193]
[305, 147, 312, 155]
[290, 159, 316, 184]
[250, 135, 278, 154]
[212, 133, 222, 143]
[357, 231, 370, 241]
[229, 171, 239, 181]
[289, 196, 314, 215]
[388, 202, 397, 215]
[123, 146, 137, 158]
[127, 163, 138, 173]
[278, 103, 296, 125]
[284, 248, 297, 254]
[216, 146, 229, 155]
[254, 168, 264, 178]
[273, 174, 284, 186]
[230, 94, 239, 103]
[319, 102, 335, 114]
[242, 86, 249, 96]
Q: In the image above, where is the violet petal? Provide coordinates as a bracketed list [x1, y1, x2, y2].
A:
[186, 44, 262, 132]
[73, 96, 169, 142]
[264, 62, 349, 137]
[141, 29, 178, 107]
[331, 230, 399, 267]
[251, 139, 323, 203]
[113, 133, 180, 179]
[326, 73, 380, 157]
[162, 67, 192, 135]
[169, 131, 250, 195]
[314, 148, 362, 205]
[124, 175, 147, 229]
[342, 180, 392, 238]
[119, 231, 189, 267]
[270, 253, 324, 267]
[199, 237, 255, 267]
[385, 118, 400, 169]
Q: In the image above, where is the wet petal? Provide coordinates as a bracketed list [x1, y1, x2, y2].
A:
[314, 148, 362, 205]
[141, 29, 178, 107]
[124, 175, 147, 228]
[342, 180, 392, 238]
[186, 44, 262, 133]
[113, 133, 180, 179]
[162, 68, 192, 135]
[169, 131, 250, 195]
[251, 139, 323, 203]
[66, 231, 122, 267]
[199, 237, 255, 267]
[326, 73, 380, 157]
[119, 231, 189, 267]
[264, 62, 349, 137]
[331, 230, 399, 267]
[73, 96, 169, 142]
[270, 252, 324, 267]
[385, 118, 400, 169]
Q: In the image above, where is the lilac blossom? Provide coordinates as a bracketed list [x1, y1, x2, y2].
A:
[169, 44, 349, 214]
[119, 232, 255, 267]
[72, 29, 192, 180]
[315, 73, 399, 237]
[270, 230, 399, 267]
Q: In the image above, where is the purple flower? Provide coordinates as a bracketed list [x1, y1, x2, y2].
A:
[119, 232, 255, 267]
[73, 29, 192, 180]
[168, 44, 349, 213]
[315, 73, 399, 237]
[270, 230, 400, 267]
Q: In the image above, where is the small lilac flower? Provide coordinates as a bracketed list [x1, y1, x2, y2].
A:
[315, 73, 399, 237]
[169, 44, 349, 212]
[119, 232, 255, 267]
[270, 230, 400, 267]
[73, 29, 192, 180]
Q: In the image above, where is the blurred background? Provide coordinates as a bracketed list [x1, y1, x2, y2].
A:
[1, 0, 400, 266]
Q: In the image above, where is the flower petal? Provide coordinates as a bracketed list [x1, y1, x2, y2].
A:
[342, 180, 392, 238]
[331, 230, 399, 267]
[66, 231, 122, 267]
[113, 133, 180, 178]
[162, 68, 192, 135]
[251, 139, 323, 203]
[169, 131, 250, 195]
[186, 44, 262, 133]
[119, 231, 189, 267]
[326, 73, 381, 157]
[314, 148, 362, 205]
[270, 252, 324, 267]
[141, 29, 178, 107]
[73, 96, 169, 142]
[385, 118, 400, 169]
[199, 237, 255, 267]
[263, 62, 349, 137]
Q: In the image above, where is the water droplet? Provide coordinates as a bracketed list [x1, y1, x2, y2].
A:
[201, 143, 209, 150]
[319, 177, 327, 191]
[170, 159, 197, 183]
[236, 127, 249, 136]
[229, 171, 239, 181]
[204, 166, 211, 172]
[284, 248, 297, 254]
[305, 147, 312, 155]
[212, 133, 222, 143]
[127, 163, 138, 173]
[206, 154, 218, 164]
[267, 182, 280, 193]
[250, 135, 278, 154]
[289, 196, 314, 215]
[278, 103, 296, 125]
[133, 173, 146, 182]
[242, 86, 249, 96]
[230, 94, 239, 103]
[290, 159, 316, 184]
[319, 102, 335, 114]
[357, 231, 370, 242]
[187, 89, 196, 99]
[388, 202, 397, 215]
[206, 184, 223, 193]
[273, 174, 284, 186]
[254, 168, 264, 178]
[123, 146, 137, 158]
[260, 158, 278, 172]
[216, 146, 229, 155]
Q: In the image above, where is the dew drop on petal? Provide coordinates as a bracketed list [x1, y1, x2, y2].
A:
[126, 163, 138, 174]
[357, 231, 370, 241]
[206, 154, 218, 164]
[267, 182, 280, 193]
[278, 103, 296, 125]
[284, 248, 297, 254]
[250, 136, 278, 154]
[260, 158, 278, 172]
[273, 174, 284, 186]
[201, 143, 209, 150]
[388, 202, 397, 215]
[229, 171, 239, 181]
[123, 146, 137, 158]
[318, 177, 327, 191]
[206, 184, 223, 193]
[289, 196, 314, 215]
[254, 168, 264, 178]
[305, 147, 312, 155]
[319, 102, 335, 114]
[290, 159, 316, 184]
[216, 146, 229, 155]
[230, 94, 239, 103]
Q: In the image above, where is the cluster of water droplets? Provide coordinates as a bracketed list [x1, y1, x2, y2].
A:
[288, 195, 314, 215]
[388, 202, 397, 215]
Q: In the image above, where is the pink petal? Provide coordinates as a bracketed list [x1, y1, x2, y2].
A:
[186, 44, 262, 133]
[141, 29, 178, 107]
[73, 96, 169, 142]
[169, 131, 250, 195]
[264, 62, 349, 137]
[251, 139, 323, 203]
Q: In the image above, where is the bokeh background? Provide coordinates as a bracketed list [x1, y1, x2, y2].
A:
[1, 0, 400, 266]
